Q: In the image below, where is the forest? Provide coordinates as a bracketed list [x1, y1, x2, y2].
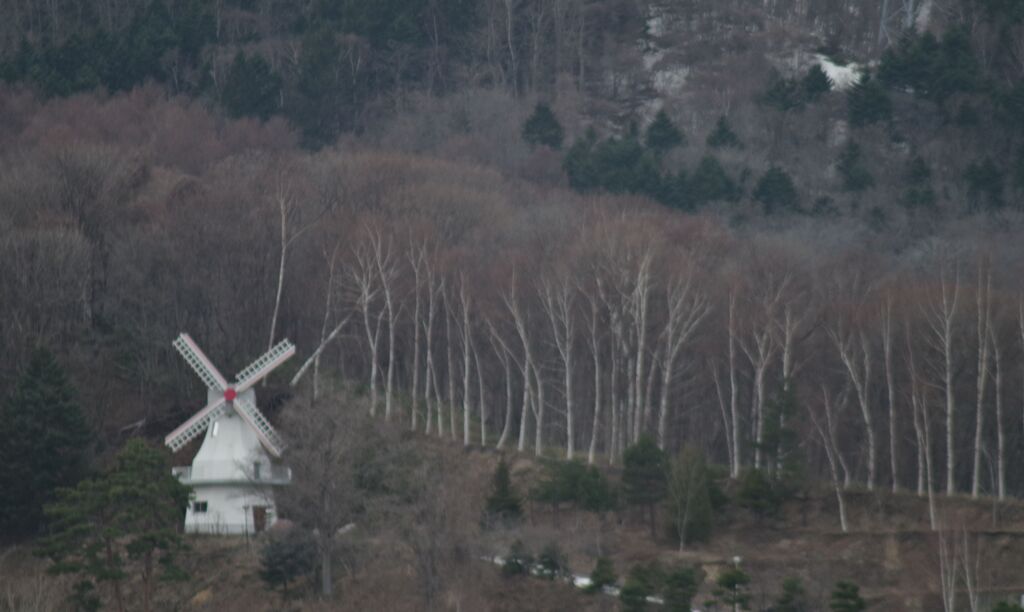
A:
[1, 0, 1024, 609]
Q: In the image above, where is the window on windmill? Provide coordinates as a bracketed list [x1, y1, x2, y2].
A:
[193, 501, 208, 513]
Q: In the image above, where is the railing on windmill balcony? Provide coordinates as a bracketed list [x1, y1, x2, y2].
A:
[172, 462, 292, 486]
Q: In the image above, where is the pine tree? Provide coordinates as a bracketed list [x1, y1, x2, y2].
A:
[902, 155, 937, 210]
[537, 542, 570, 580]
[829, 581, 867, 612]
[760, 74, 805, 112]
[586, 557, 617, 593]
[691, 156, 742, 205]
[522, 103, 565, 149]
[622, 435, 668, 538]
[847, 74, 892, 127]
[222, 52, 282, 121]
[707, 116, 743, 149]
[802, 64, 833, 101]
[837, 141, 874, 192]
[39, 439, 191, 612]
[663, 565, 703, 612]
[774, 577, 809, 612]
[964, 157, 1005, 211]
[485, 457, 522, 523]
[713, 567, 752, 611]
[753, 167, 800, 214]
[645, 110, 685, 153]
[0, 348, 92, 539]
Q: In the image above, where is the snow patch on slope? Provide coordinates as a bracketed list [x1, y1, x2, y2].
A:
[813, 54, 865, 91]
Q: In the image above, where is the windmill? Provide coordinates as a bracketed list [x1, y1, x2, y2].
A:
[166, 333, 295, 534]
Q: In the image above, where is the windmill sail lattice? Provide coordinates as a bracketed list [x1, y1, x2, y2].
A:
[165, 334, 295, 457]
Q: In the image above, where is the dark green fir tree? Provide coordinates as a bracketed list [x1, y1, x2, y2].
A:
[829, 581, 867, 612]
[753, 167, 799, 214]
[522, 103, 565, 149]
[645, 110, 685, 153]
[622, 435, 668, 538]
[707, 116, 743, 149]
[802, 64, 833, 101]
[848, 74, 892, 127]
[0, 348, 92, 539]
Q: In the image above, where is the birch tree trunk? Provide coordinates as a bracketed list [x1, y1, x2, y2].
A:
[459, 276, 473, 446]
[370, 230, 399, 421]
[585, 289, 603, 465]
[881, 294, 899, 492]
[408, 245, 425, 431]
[971, 262, 991, 498]
[540, 275, 577, 459]
[990, 324, 1005, 501]
[831, 329, 877, 490]
[656, 270, 710, 449]
[728, 291, 741, 478]
[925, 263, 961, 495]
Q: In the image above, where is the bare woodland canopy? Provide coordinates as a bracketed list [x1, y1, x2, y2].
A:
[2, 87, 1024, 507]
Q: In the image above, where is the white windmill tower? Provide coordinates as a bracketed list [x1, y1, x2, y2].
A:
[165, 333, 296, 534]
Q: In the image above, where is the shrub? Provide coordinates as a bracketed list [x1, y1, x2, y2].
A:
[829, 580, 867, 612]
[586, 557, 617, 593]
[502, 540, 533, 577]
[522, 103, 564, 149]
[485, 457, 522, 524]
[537, 542, 570, 580]
[667, 446, 713, 549]
[259, 527, 317, 599]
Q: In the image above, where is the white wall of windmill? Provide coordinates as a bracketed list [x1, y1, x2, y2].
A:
[183, 485, 278, 534]
[174, 387, 286, 534]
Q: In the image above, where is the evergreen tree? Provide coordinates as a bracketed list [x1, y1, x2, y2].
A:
[964, 157, 1005, 211]
[660, 169, 695, 211]
[902, 155, 937, 210]
[663, 565, 703, 612]
[578, 466, 617, 516]
[736, 468, 782, 519]
[666, 446, 713, 549]
[753, 167, 800, 214]
[622, 435, 668, 538]
[291, 27, 347, 147]
[760, 74, 805, 112]
[847, 74, 892, 127]
[773, 577, 809, 612]
[222, 52, 282, 120]
[563, 130, 599, 190]
[537, 542, 570, 580]
[829, 581, 867, 612]
[690, 156, 742, 205]
[586, 557, 617, 593]
[620, 562, 664, 612]
[878, 28, 979, 106]
[645, 110, 685, 153]
[707, 116, 743, 149]
[760, 385, 803, 485]
[522, 103, 565, 149]
[837, 141, 874, 192]
[0, 348, 91, 539]
[485, 457, 522, 524]
[39, 439, 190, 612]
[802, 65, 833, 101]
[502, 540, 533, 577]
[712, 567, 752, 611]
[259, 527, 317, 599]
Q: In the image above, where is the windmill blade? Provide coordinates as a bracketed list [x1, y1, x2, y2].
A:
[164, 397, 228, 452]
[234, 339, 296, 393]
[173, 334, 228, 391]
[232, 395, 286, 458]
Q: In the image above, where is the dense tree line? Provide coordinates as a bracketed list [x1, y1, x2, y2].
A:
[3, 88, 1024, 520]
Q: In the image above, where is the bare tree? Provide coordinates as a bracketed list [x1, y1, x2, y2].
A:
[656, 263, 710, 449]
[540, 268, 578, 458]
[809, 384, 849, 533]
[924, 259, 961, 495]
[970, 260, 991, 498]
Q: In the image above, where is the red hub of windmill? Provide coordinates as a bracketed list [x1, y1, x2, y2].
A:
[224, 388, 237, 402]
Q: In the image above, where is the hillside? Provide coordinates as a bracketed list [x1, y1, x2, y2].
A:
[6, 429, 1024, 611]
[2, 1, 1024, 611]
